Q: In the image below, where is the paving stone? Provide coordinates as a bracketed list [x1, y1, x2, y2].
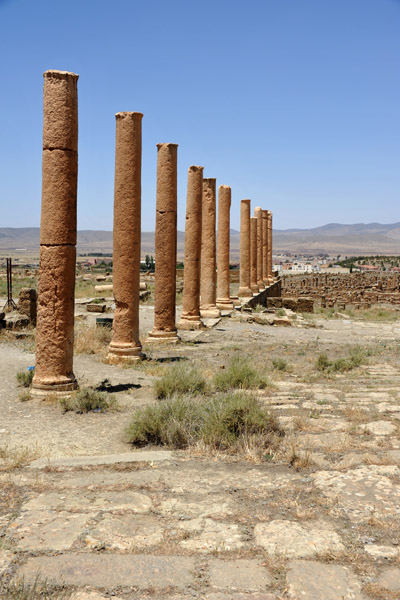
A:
[8, 511, 95, 551]
[377, 567, 400, 591]
[22, 490, 153, 513]
[179, 518, 246, 552]
[159, 496, 234, 518]
[28, 450, 173, 468]
[286, 560, 365, 599]
[71, 591, 123, 600]
[361, 421, 397, 436]
[206, 595, 277, 600]
[84, 514, 163, 550]
[364, 544, 399, 559]
[17, 554, 195, 589]
[312, 465, 400, 521]
[254, 520, 344, 558]
[297, 431, 349, 449]
[0, 549, 13, 575]
[209, 559, 271, 591]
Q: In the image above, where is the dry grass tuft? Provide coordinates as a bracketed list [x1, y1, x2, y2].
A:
[0, 575, 73, 600]
[213, 356, 272, 392]
[74, 324, 112, 355]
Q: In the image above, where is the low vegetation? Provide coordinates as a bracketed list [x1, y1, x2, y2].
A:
[316, 346, 367, 374]
[272, 358, 289, 371]
[0, 576, 72, 600]
[16, 369, 34, 388]
[74, 324, 112, 355]
[213, 357, 271, 391]
[60, 388, 117, 413]
[154, 363, 206, 399]
[127, 392, 283, 456]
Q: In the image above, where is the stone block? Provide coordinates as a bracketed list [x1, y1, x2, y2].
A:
[86, 303, 106, 313]
[267, 297, 282, 308]
[297, 296, 314, 312]
[282, 297, 298, 311]
[43, 70, 78, 151]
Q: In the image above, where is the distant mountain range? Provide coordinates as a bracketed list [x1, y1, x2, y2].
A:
[0, 223, 399, 257]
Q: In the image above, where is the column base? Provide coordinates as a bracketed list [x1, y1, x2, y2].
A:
[107, 342, 143, 364]
[146, 329, 180, 343]
[177, 317, 204, 331]
[230, 296, 241, 307]
[200, 305, 221, 318]
[31, 375, 78, 399]
[257, 283, 265, 291]
[216, 298, 234, 310]
[238, 287, 253, 298]
[251, 285, 259, 294]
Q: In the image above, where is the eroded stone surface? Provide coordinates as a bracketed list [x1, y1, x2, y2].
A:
[312, 465, 400, 521]
[254, 520, 344, 558]
[180, 518, 246, 552]
[22, 490, 152, 513]
[209, 559, 271, 591]
[286, 560, 364, 600]
[377, 567, 400, 591]
[84, 514, 163, 550]
[0, 549, 13, 575]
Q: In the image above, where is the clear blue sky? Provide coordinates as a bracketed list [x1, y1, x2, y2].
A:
[0, 0, 399, 231]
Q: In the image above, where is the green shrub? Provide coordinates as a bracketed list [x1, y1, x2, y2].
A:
[213, 357, 271, 391]
[276, 308, 285, 317]
[127, 392, 282, 454]
[272, 358, 289, 371]
[16, 370, 34, 388]
[316, 346, 367, 374]
[253, 304, 265, 313]
[316, 353, 330, 371]
[60, 388, 117, 414]
[154, 363, 206, 399]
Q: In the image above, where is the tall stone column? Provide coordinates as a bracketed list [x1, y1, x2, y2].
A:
[262, 209, 269, 286]
[250, 216, 259, 294]
[216, 185, 234, 310]
[32, 70, 79, 397]
[108, 112, 143, 363]
[147, 143, 179, 342]
[255, 207, 264, 290]
[238, 199, 252, 297]
[200, 179, 220, 318]
[178, 166, 204, 330]
[267, 211, 273, 282]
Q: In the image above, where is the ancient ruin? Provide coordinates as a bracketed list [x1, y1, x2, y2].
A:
[200, 179, 220, 318]
[262, 209, 269, 286]
[216, 185, 234, 310]
[238, 199, 252, 298]
[108, 112, 143, 363]
[32, 70, 79, 397]
[267, 210, 273, 282]
[254, 207, 265, 291]
[178, 166, 204, 330]
[147, 143, 179, 342]
[250, 216, 259, 294]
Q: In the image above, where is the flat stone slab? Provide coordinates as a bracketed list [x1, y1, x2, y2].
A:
[206, 595, 277, 600]
[159, 496, 234, 518]
[22, 490, 153, 513]
[312, 465, 400, 521]
[17, 554, 195, 589]
[209, 559, 271, 591]
[179, 518, 246, 552]
[71, 592, 123, 600]
[287, 560, 365, 599]
[254, 520, 344, 558]
[202, 317, 222, 328]
[364, 544, 399, 559]
[84, 514, 163, 550]
[8, 511, 95, 551]
[361, 420, 397, 436]
[377, 567, 400, 591]
[28, 450, 173, 469]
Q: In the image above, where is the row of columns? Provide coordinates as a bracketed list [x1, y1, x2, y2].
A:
[238, 200, 273, 298]
[32, 69, 274, 397]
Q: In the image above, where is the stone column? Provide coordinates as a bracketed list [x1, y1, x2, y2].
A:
[216, 185, 234, 310]
[108, 112, 143, 363]
[147, 143, 179, 342]
[262, 209, 269, 286]
[250, 216, 259, 294]
[255, 207, 264, 290]
[267, 211, 273, 282]
[32, 70, 79, 397]
[238, 199, 252, 297]
[200, 179, 220, 318]
[178, 165, 204, 330]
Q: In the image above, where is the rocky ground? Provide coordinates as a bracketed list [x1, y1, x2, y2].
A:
[1, 302, 400, 599]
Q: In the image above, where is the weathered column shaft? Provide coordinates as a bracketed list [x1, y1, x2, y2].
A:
[147, 143, 179, 341]
[178, 166, 204, 330]
[255, 207, 264, 290]
[33, 70, 79, 396]
[238, 199, 252, 297]
[108, 112, 143, 362]
[216, 185, 233, 309]
[262, 209, 269, 285]
[250, 216, 259, 293]
[200, 178, 220, 318]
[267, 211, 273, 281]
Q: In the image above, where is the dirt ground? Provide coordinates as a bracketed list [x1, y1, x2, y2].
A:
[1, 299, 400, 599]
